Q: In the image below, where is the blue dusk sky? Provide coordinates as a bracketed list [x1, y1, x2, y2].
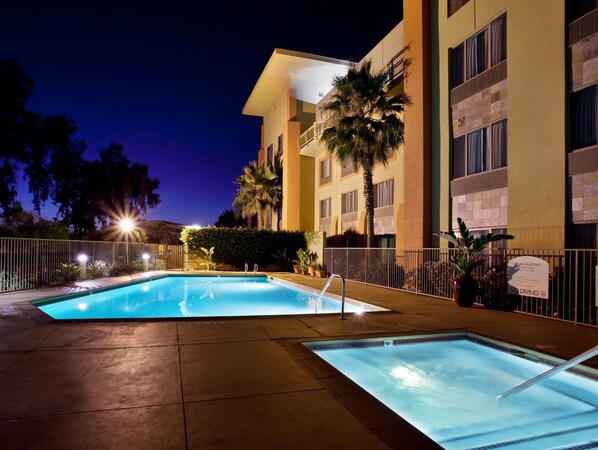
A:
[0, 1, 403, 226]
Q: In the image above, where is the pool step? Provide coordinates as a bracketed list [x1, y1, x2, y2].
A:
[435, 409, 598, 449]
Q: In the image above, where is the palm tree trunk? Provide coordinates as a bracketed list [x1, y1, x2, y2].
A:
[257, 211, 263, 230]
[362, 160, 375, 248]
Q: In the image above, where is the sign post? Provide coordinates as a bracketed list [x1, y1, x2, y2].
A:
[507, 256, 549, 299]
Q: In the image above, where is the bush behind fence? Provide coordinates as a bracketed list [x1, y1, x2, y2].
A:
[324, 247, 597, 327]
[0, 237, 184, 293]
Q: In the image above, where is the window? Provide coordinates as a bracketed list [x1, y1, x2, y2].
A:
[571, 85, 597, 150]
[453, 119, 507, 178]
[490, 15, 507, 66]
[491, 120, 507, 169]
[267, 144, 273, 163]
[451, 15, 506, 88]
[467, 128, 489, 175]
[451, 44, 465, 88]
[466, 30, 487, 80]
[341, 159, 356, 176]
[448, 0, 471, 18]
[453, 135, 466, 178]
[341, 190, 358, 214]
[320, 198, 332, 219]
[374, 179, 394, 208]
[320, 157, 332, 184]
[567, 0, 597, 23]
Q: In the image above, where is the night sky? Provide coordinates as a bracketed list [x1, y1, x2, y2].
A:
[1, 1, 404, 226]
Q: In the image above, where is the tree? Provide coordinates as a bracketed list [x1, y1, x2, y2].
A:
[320, 60, 409, 247]
[1, 60, 163, 239]
[214, 208, 247, 228]
[232, 161, 281, 230]
[86, 143, 160, 228]
[0, 203, 70, 239]
[0, 59, 35, 210]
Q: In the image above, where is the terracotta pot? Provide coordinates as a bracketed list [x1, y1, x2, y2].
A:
[293, 264, 301, 274]
[308, 266, 316, 277]
[452, 276, 478, 307]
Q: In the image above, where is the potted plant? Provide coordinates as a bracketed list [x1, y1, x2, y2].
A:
[294, 249, 316, 275]
[314, 263, 324, 278]
[434, 218, 514, 307]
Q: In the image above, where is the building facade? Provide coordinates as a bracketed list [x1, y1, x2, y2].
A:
[243, 0, 597, 250]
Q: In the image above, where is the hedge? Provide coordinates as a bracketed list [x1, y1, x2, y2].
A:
[180, 227, 307, 270]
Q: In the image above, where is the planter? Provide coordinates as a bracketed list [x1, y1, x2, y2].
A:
[315, 269, 324, 278]
[293, 264, 301, 274]
[452, 276, 478, 307]
[308, 266, 316, 277]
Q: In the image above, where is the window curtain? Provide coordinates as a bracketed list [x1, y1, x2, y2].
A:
[571, 85, 597, 150]
[491, 120, 507, 169]
[491, 15, 507, 66]
[453, 135, 466, 178]
[466, 35, 478, 79]
[467, 128, 487, 174]
[466, 31, 487, 79]
[341, 191, 357, 215]
[374, 180, 394, 208]
[320, 198, 331, 219]
[476, 31, 487, 75]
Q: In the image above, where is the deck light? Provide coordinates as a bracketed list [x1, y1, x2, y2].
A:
[77, 254, 88, 280]
[142, 253, 150, 271]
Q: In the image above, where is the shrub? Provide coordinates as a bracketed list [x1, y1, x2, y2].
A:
[181, 227, 307, 270]
[87, 260, 110, 279]
[404, 260, 453, 298]
[478, 268, 515, 311]
[109, 260, 136, 276]
[0, 270, 37, 292]
[56, 262, 80, 283]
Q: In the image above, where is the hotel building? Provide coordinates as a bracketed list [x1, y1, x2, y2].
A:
[242, 0, 598, 251]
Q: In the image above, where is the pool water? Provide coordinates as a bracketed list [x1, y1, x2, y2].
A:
[35, 275, 384, 319]
[306, 334, 598, 449]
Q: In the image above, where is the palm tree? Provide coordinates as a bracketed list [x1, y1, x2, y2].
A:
[320, 60, 409, 248]
[267, 152, 283, 230]
[232, 161, 281, 230]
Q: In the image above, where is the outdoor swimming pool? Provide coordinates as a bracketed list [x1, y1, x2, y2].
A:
[34, 275, 386, 319]
[305, 333, 598, 449]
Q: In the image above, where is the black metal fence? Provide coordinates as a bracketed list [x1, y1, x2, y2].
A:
[0, 237, 184, 293]
[324, 247, 597, 327]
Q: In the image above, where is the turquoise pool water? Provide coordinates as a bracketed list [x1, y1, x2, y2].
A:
[35, 275, 385, 319]
[306, 334, 598, 449]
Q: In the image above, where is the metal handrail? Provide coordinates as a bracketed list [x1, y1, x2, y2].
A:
[497, 344, 598, 400]
[316, 273, 346, 319]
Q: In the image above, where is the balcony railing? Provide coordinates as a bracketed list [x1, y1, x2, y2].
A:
[386, 48, 405, 85]
[298, 120, 326, 149]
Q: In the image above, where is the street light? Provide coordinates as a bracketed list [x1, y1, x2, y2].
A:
[120, 218, 134, 263]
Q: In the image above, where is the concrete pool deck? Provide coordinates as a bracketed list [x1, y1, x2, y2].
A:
[0, 271, 596, 449]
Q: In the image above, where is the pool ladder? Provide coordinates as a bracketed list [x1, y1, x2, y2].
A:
[315, 273, 346, 320]
[497, 343, 598, 400]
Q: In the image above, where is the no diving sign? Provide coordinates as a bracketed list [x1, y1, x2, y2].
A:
[507, 256, 549, 299]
